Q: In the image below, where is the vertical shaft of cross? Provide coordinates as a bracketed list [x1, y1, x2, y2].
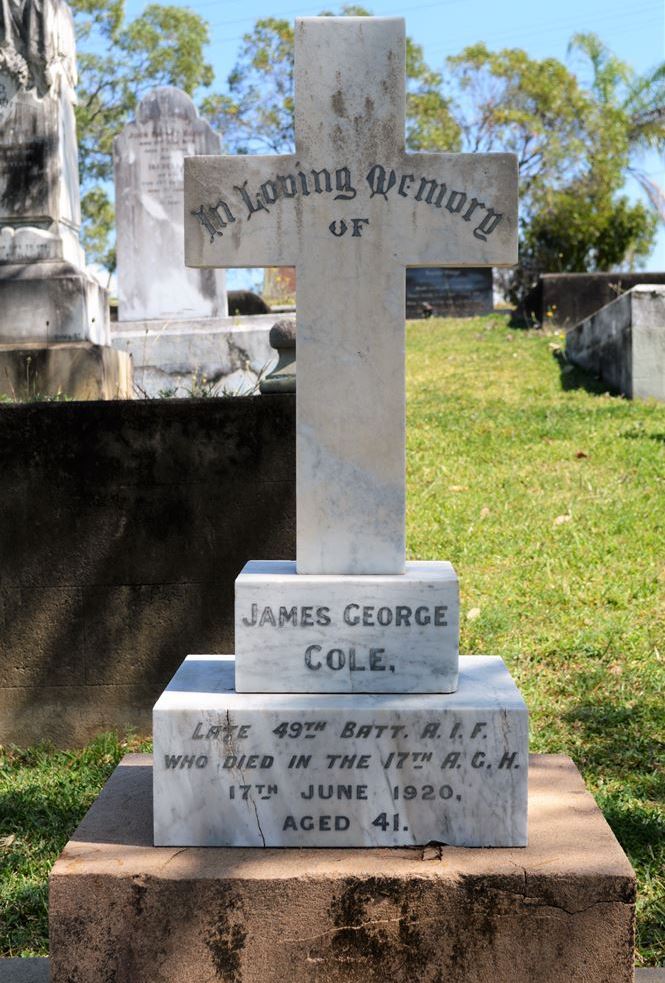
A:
[294, 18, 407, 576]
[184, 18, 517, 579]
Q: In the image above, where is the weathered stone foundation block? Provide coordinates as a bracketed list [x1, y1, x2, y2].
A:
[0, 341, 132, 400]
[565, 284, 665, 401]
[0, 261, 110, 345]
[49, 753, 636, 983]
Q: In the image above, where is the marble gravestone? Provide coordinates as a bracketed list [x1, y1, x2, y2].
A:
[0, 0, 131, 398]
[0, 0, 111, 344]
[153, 16, 526, 848]
[113, 88, 227, 322]
[110, 88, 277, 398]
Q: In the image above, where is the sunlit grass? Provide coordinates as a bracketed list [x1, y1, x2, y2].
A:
[407, 313, 664, 965]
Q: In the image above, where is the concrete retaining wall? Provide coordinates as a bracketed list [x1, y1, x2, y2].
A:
[566, 285, 665, 400]
[526, 272, 665, 328]
[0, 395, 295, 746]
[111, 314, 277, 397]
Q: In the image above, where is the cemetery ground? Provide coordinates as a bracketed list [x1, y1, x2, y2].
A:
[0, 313, 663, 967]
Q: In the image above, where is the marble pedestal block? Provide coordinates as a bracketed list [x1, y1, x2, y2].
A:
[49, 753, 636, 983]
[235, 560, 459, 693]
[153, 655, 527, 848]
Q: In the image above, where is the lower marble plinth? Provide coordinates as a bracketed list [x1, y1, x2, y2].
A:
[49, 753, 636, 983]
[153, 655, 527, 848]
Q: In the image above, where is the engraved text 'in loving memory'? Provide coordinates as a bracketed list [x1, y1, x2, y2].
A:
[191, 163, 504, 244]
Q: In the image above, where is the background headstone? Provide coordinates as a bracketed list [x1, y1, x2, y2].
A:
[566, 284, 665, 400]
[113, 88, 227, 322]
[0, 0, 82, 267]
[526, 271, 665, 328]
[0, 0, 130, 398]
[406, 267, 493, 319]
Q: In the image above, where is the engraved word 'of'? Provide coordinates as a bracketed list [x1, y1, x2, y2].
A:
[329, 218, 370, 238]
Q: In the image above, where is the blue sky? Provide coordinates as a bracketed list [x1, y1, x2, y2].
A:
[123, 0, 665, 279]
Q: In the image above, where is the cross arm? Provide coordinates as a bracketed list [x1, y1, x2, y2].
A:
[184, 154, 300, 268]
[394, 152, 518, 267]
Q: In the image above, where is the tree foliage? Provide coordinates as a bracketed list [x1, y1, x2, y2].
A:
[72, 0, 665, 290]
[71, 0, 213, 268]
[446, 37, 662, 306]
[446, 44, 591, 202]
[201, 6, 460, 155]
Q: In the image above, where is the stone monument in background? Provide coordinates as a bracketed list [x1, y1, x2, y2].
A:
[0, 0, 131, 399]
[112, 88, 274, 396]
[406, 266, 493, 318]
[114, 87, 227, 322]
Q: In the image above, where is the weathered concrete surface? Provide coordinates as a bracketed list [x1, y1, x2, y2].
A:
[566, 285, 665, 400]
[111, 314, 276, 397]
[0, 396, 295, 745]
[0, 341, 132, 400]
[49, 753, 635, 982]
[526, 272, 665, 328]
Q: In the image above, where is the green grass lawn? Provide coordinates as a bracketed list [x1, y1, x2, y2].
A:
[1, 313, 664, 964]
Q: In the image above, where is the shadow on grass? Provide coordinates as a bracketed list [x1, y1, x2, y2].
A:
[598, 797, 665, 963]
[552, 348, 613, 395]
[563, 696, 665, 963]
[562, 700, 664, 790]
[507, 308, 536, 329]
[0, 880, 49, 958]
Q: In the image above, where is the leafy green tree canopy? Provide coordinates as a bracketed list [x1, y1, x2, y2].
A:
[201, 6, 460, 155]
[204, 14, 663, 305]
[446, 36, 662, 303]
[73, 0, 664, 293]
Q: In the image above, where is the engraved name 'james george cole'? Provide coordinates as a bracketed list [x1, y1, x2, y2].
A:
[234, 561, 460, 694]
[184, 17, 517, 578]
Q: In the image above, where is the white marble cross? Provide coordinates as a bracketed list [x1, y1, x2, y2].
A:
[185, 17, 517, 576]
